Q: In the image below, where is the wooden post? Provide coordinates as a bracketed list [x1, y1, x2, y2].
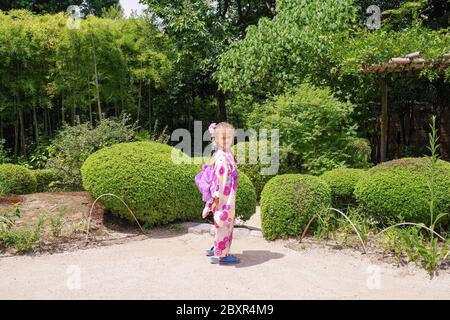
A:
[380, 76, 388, 162]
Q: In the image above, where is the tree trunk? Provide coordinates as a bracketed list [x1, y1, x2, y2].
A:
[43, 107, 48, 136]
[18, 108, 26, 157]
[33, 105, 39, 146]
[88, 75, 93, 125]
[217, 89, 227, 121]
[380, 76, 388, 162]
[120, 83, 125, 116]
[61, 94, 65, 124]
[148, 84, 152, 130]
[0, 116, 3, 140]
[137, 79, 142, 123]
[48, 108, 53, 135]
[72, 90, 77, 125]
[14, 106, 19, 159]
[92, 37, 102, 121]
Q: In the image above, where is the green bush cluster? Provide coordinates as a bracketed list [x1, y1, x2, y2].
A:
[246, 83, 371, 175]
[320, 168, 367, 210]
[0, 164, 37, 195]
[47, 115, 137, 191]
[354, 158, 450, 224]
[33, 169, 59, 192]
[260, 174, 331, 240]
[232, 140, 297, 200]
[81, 141, 256, 226]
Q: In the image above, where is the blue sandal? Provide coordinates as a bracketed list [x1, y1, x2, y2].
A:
[206, 246, 214, 256]
[210, 254, 240, 265]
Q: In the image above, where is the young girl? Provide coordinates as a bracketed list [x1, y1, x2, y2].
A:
[204, 122, 240, 264]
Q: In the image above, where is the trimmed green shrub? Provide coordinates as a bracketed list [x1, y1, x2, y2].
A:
[81, 141, 199, 226]
[354, 157, 450, 224]
[81, 141, 257, 226]
[33, 169, 59, 192]
[0, 164, 37, 195]
[260, 174, 331, 240]
[231, 170, 256, 221]
[320, 168, 367, 209]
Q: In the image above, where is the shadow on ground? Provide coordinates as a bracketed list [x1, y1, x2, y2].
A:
[229, 250, 284, 268]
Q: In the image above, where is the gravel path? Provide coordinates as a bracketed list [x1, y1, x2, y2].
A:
[1, 230, 449, 299]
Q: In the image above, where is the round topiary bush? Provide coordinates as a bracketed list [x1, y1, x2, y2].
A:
[81, 141, 257, 226]
[33, 169, 59, 192]
[354, 157, 450, 224]
[260, 174, 331, 240]
[320, 168, 367, 209]
[82, 141, 201, 226]
[232, 171, 256, 221]
[0, 164, 37, 195]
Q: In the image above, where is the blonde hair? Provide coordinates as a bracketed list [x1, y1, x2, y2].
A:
[213, 122, 235, 150]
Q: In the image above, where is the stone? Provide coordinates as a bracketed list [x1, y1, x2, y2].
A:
[183, 222, 214, 235]
[232, 227, 250, 239]
[250, 230, 263, 238]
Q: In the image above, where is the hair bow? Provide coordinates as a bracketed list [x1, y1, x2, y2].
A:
[208, 123, 217, 138]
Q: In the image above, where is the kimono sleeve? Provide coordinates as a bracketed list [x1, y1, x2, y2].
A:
[211, 153, 229, 198]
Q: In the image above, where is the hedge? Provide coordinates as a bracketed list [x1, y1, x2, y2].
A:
[260, 174, 331, 240]
[0, 164, 37, 195]
[354, 157, 450, 224]
[320, 168, 367, 209]
[81, 141, 256, 226]
[33, 169, 59, 192]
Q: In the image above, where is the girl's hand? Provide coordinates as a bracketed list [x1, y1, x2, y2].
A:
[211, 197, 219, 212]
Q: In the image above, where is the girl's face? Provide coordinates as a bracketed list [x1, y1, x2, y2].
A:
[216, 127, 234, 151]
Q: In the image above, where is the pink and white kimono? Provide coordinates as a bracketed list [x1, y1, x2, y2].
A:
[202, 148, 238, 258]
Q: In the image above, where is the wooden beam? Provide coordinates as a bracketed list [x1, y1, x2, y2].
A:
[380, 76, 388, 162]
[389, 57, 410, 64]
[404, 51, 421, 59]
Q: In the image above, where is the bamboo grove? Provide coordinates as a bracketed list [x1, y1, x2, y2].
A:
[0, 9, 175, 158]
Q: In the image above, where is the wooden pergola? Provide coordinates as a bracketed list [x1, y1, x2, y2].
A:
[361, 51, 450, 162]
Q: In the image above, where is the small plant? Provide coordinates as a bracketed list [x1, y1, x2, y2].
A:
[420, 116, 449, 275]
[0, 214, 44, 253]
[338, 207, 372, 245]
[67, 219, 89, 237]
[376, 116, 450, 275]
[49, 207, 67, 238]
[314, 207, 339, 240]
[0, 206, 21, 232]
[167, 223, 182, 232]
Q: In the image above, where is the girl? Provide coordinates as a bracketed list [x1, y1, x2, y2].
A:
[205, 122, 240, 264]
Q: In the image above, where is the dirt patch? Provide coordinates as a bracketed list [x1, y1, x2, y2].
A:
[0, 192, 163, 256]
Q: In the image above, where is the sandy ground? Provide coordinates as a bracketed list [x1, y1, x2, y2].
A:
[1, 197, 449, 300]
[1, 231, 449, 299]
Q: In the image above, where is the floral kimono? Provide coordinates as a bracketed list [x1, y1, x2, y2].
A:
[204, 147, 238, 258]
